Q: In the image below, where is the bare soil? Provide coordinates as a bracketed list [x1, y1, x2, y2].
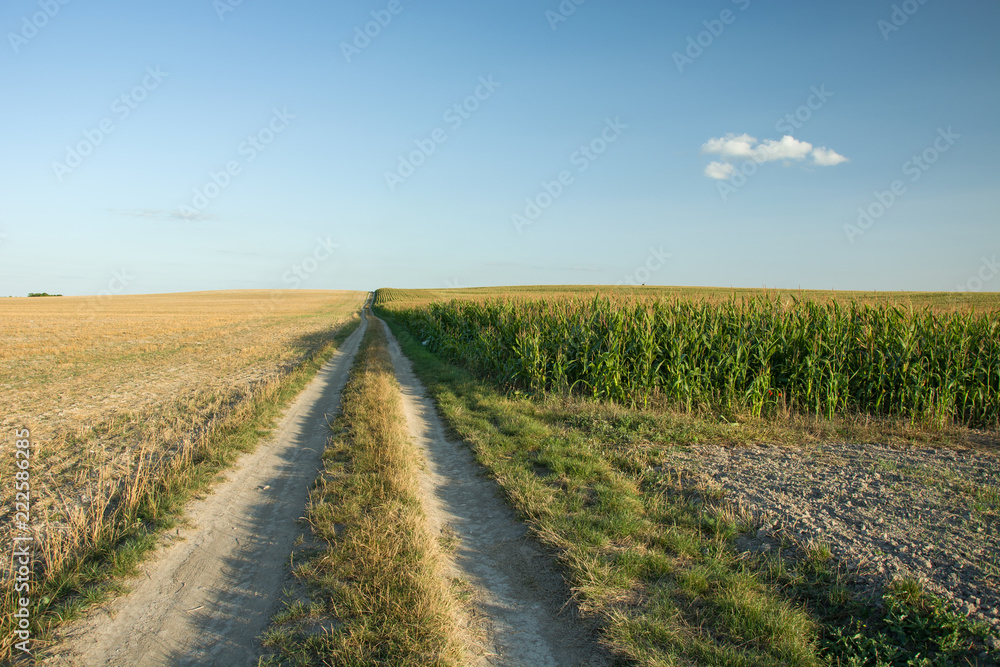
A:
[668, 440, 1000, 645]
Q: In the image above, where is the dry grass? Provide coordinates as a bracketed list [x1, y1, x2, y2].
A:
[0, 290, 365, 658]
[260, 316, 465, 666]
[541, 393, 1000, 452]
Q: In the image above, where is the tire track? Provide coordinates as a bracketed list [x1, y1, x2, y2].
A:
[41, 311, 369, 667]
[375, 312, 610, 667]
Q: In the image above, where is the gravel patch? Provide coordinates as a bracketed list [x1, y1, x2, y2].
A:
[667, 442, 1000, 635]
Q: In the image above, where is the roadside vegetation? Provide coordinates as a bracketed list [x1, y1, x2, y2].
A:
[0, 291, 364, 661]
[259, 317, 464, 666]
[375, 287, 999, 666]
[383, 295, 999, 428]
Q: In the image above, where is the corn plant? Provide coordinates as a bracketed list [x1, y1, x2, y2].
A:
[378, 292, 1000, 428]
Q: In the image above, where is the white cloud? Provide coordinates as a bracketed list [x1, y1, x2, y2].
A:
[701, 133, 848, 178]
[811, 146, 849, 166]
[701, 133, 757, 159]
[752, 135, 814, 163]
[704, 161, 736, 180]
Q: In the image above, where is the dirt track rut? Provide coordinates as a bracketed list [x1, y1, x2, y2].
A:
[378, 313, 610, 667]
[41, 316, 368, 666]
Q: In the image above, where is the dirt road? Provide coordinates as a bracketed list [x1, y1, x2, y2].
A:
[41, 305, 608, 666]
[377, 313, 610, 667]
[41, 315, 368, 667]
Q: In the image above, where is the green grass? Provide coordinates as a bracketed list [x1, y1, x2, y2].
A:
[749, 537, 996, 666]
[822, 579, 994, 666]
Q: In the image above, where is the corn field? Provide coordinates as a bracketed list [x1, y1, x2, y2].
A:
[378, 293, 1000, 427]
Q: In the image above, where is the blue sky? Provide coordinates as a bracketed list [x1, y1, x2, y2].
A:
[1, 0, 997, 296]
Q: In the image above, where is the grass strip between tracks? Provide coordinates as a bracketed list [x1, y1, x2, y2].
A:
[259, 317, 464, 666]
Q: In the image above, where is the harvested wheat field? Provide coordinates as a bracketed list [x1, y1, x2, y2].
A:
[0, 290, 365, 653]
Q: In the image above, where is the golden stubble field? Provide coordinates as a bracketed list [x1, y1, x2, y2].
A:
[0, 290, 365, 576]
